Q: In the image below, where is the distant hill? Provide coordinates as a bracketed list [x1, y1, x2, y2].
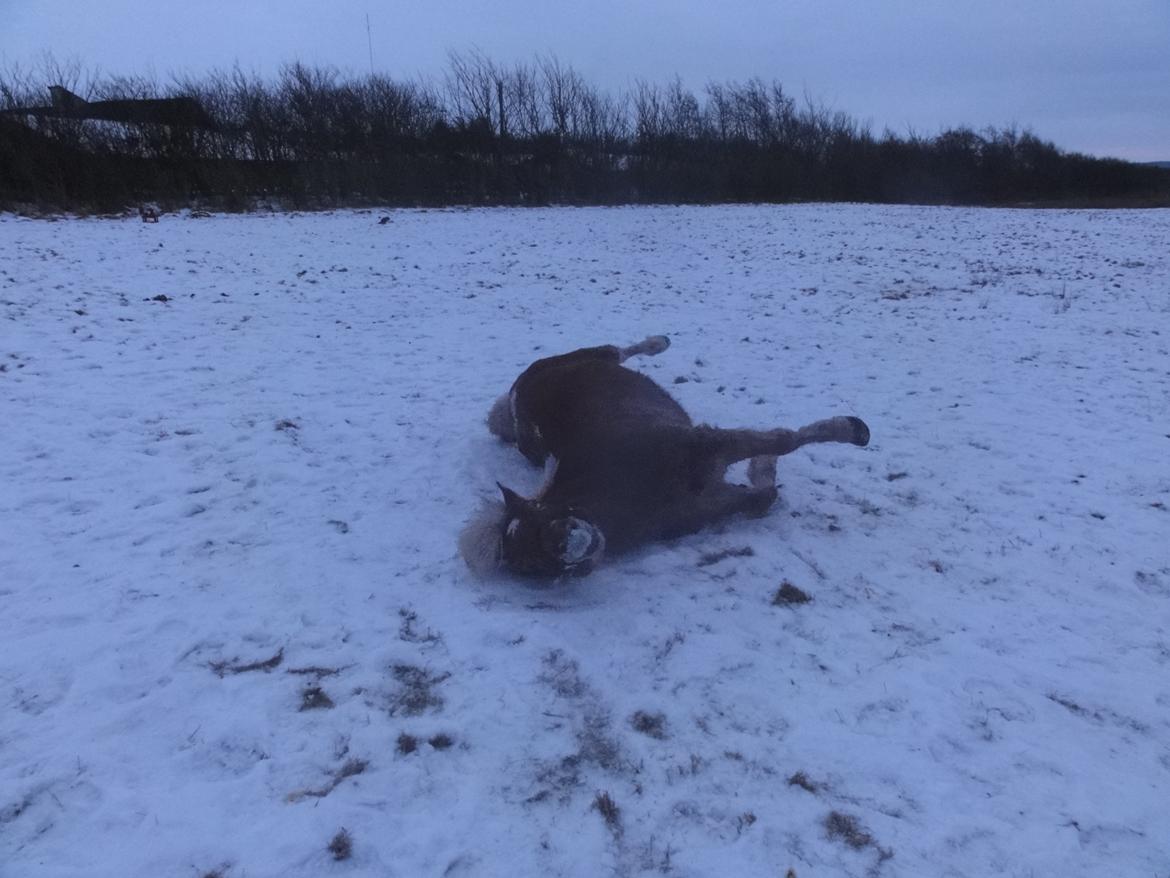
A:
[1142, 161, 1170, 169]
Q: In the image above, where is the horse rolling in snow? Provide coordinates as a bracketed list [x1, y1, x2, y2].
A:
[460, 335, 870, 579]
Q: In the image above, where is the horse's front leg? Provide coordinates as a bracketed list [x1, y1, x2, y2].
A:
[747, 455, 778, 489]
[661, 482, 779, 540]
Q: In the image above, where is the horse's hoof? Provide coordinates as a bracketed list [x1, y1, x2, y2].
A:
[747, 455, 778, 488]
[746, 485, 779, 517]
[848, 417, 870, 447]
[642, 335, 670, 355]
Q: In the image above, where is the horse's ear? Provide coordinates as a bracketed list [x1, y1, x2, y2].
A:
[498, 483, 526, 513]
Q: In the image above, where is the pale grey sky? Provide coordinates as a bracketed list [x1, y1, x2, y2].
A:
[1, 0, 1167, 160]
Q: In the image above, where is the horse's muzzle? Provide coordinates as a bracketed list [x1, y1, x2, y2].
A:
[557, 518, 606, 571]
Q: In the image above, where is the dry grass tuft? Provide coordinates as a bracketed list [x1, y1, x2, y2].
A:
[328, 828, 353, 861]
[771, 581, 812, 606]
[593, 791, 622, 836]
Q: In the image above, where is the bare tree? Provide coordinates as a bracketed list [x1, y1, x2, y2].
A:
[632, 80, 665, 144]
[579, 85, 628, 148]
[504, 61, 544, 138]
[540, 55, 585, 139]
[706, 82, 732, 142]
[664, 77, 703, 140]
[445, 48, 501, 134]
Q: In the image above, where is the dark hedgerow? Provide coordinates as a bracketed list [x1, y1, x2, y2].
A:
[1, 54, 1166, 212]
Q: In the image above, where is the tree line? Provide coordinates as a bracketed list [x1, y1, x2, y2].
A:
[1, 52, 1166, 211]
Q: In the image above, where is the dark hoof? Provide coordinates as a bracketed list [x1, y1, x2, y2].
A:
[848, 417, 870, 447]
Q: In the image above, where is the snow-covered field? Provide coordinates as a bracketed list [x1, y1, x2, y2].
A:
[2, 204, 1168, 877]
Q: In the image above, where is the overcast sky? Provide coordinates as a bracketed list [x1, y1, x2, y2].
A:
[2, 0, 1166, 160]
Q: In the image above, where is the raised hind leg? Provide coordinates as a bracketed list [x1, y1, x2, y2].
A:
[525, 334, 670, 374]
[695, 416, 870, 472]
[618, 334, 670, 361]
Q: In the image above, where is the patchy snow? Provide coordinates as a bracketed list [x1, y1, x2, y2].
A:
[1, 204, 1168, 877]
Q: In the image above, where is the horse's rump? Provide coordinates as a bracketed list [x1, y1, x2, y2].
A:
[511, 353, 690, 464]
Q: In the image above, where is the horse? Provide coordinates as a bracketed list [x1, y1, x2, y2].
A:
[460, 335, 870, 578]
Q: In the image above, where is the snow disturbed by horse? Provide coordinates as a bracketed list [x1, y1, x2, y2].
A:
[460, 335, 870, 578]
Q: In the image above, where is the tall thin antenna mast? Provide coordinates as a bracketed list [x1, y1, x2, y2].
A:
[366, 13, 374, 75]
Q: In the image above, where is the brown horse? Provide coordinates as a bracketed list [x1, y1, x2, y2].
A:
[460, 335, 869, 578]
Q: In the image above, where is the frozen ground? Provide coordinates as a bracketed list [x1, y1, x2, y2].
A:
[1, 204, 1168, 877]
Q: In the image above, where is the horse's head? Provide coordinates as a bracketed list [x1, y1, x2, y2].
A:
[497, 485, 606, 578]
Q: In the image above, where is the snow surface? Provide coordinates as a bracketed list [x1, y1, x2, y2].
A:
[1, 204, 1168, 877]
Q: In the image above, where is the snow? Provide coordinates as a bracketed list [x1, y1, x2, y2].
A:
[1, 204, 1168, 877]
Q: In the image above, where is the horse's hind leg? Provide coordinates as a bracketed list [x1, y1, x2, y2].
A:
[618, 334, 670, 361]
[698, 416, 870, 469]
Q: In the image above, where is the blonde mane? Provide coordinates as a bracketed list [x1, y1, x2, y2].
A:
[458, 500, 507, 576]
